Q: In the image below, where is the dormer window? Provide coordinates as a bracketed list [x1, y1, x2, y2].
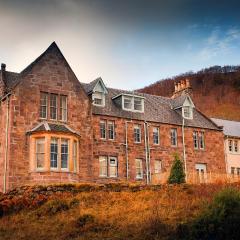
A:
[134, 98, 143, 111]
[92, 92, 105, 106]
[123, 96, 132, 109]
[121, 95, 144, 112]
[183, 106, 192, 119]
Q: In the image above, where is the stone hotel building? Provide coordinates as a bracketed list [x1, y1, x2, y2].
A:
[0, 42, 226, 192]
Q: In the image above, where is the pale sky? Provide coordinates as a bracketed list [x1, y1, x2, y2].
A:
[0, 0, 240, 89]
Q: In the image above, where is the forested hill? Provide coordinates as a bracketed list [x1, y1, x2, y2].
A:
[139, 65, 240, 121]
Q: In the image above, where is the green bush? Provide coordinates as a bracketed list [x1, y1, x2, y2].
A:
[179, 187, 240, 240]
[168, 153, 185, 184]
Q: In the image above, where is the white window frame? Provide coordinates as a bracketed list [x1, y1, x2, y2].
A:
[170, 128, 177, 147]
[50, 94, 58, 120]
[73, 140, 78, 173]
[40, 92, 48, 119]
[92, 92, 105, 107]
[108, 121, 115, 140]
[122, 95, 144, 113]
[199, 132, 205, 150]
[153, 127, 160, 145]
[234, 140, 238, 153]
[36, 138, 45, 170]
[99, 156, 108, 177]
[50, 137, 58, 170]
[182, 106, 193, 119]
[61, 138, 69, 171]
[134, 125, 141, 143]
[229, 140, 233, 152]
[100, 120, 107, 139]
[135, 159, 143, 179]
[154, 160, 162, 174]
[193, 131, 199, 149]
[60, 95, 67, 122]
[109, 156, 118, 178]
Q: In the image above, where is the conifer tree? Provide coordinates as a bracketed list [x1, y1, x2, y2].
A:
[168, 153, 185, 184]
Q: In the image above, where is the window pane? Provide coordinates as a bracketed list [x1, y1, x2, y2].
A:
[99, 156, 107, 177]
[229, 140, 233, 152]
[61, 139, 69, 169]
[183, 107, 190, 118]
[40, 92, 48, 119]
[60, 95, 67, 121]
[199, 132, 205, 149]
[193, 131, 198, 149]
[109, 157, 117, 177]
[73, 141, 78, 172]
[154, 160, 162, 174]
[36, 138, 45, 169]
[108, 121, 115, 140]
[134, 98, 142, 111]
[153, 127, 159, 144]
[50, 94, 58, 120]
[50, 138, 58, 168]
[100, 120, 106, 139]
[170, 129, 177, 146]
[234, 140, 238, 152]
[93, 92, 104, 106]
[124, 97, 132, 109]
[136, 159, 143, 179]
[134, 125, 141, 143]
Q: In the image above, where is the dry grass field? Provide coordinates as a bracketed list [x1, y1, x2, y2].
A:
[0, 183, 239, 240]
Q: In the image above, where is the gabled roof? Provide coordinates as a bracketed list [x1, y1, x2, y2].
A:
[211, 118, 240, 137]
[27, 122, 80, 136]
[1, 42, 83, 94]
[81, 77, 108, 95]
[81, 82, 220, 130]
[171, 94, 195, 109]
[0, 70, 20, 91]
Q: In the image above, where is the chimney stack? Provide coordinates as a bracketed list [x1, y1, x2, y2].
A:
[1, 63, 6, 72]
[172, 78, 192, 98]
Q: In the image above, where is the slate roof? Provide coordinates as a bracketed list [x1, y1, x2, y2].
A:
[0, 70, 20, 90]
[82, 83, 220, 130]
[27, 122, 80, 136]
[211, 118, 240, 137]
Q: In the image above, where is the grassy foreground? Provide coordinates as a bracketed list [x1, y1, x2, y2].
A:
[0, 183, 238, 240]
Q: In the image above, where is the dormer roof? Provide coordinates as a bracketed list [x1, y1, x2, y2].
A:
[171, 94, 195, 109]
[81, 77, 108, 95]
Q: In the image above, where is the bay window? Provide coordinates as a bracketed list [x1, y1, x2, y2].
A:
[32, 134, 78, 173]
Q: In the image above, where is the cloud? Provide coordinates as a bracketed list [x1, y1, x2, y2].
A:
[199, 26, 240, 60]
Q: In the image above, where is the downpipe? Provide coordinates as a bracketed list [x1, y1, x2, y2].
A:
[3, 95, 10, 193]
[182, 117, 187, 182]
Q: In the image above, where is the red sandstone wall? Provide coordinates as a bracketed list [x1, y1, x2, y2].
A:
[5, 45, 93, 190]
[92, 115, 226, 183]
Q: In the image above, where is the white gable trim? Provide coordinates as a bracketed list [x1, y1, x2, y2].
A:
[93, 78, 108, 94]
[183, 96, 195, 108]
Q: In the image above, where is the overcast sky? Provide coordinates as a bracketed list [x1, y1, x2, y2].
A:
[0, 0, 240, 89]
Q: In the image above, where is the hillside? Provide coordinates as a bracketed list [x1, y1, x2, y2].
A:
[139, 65, 240, 121]
[1, 183, 240, 240]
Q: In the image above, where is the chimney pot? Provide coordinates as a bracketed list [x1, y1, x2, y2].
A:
[186, 79, 190, 88]
[1, 63, 6, 72]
